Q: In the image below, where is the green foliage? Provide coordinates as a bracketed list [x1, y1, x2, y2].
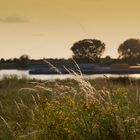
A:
[0, 77, 140, 139]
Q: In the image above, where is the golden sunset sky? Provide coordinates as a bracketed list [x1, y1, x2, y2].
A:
[0, 0, 140, 59]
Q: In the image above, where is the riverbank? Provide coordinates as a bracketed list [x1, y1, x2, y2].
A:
[0, 76, 140, 139]
[1, 69, 140, 81]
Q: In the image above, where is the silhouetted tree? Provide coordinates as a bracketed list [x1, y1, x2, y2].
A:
[13, 58, 18, 63]
[6, 59, 12, 63]
[0, 58, 5, 63]
[71, 39, 105, 62]
[105, 56, 111, 60]
[118, 39, 140, 61]
[18, 54, 30, 68]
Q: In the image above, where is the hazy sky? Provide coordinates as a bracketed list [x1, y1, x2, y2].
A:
[0, 0, 140, 59]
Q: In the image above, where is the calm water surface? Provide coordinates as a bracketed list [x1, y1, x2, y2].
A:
[0, 70, 140, 80]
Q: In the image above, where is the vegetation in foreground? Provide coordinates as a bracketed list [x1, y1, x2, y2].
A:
[0, 75, 140, 140]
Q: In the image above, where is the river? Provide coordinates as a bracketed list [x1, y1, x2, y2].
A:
[0, 69, 140, 80]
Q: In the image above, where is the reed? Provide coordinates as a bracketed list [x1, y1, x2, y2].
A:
[0, 75, 140, 139]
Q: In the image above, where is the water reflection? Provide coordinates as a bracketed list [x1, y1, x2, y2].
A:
[0, 70, 140, 80]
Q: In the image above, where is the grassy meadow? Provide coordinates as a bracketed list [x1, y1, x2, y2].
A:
[0, 75, 140, 140]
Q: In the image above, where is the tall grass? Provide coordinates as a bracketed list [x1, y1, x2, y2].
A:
[0, 75, 140, 139]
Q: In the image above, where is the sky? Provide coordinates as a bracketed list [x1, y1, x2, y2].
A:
[0, 0, 140, 59]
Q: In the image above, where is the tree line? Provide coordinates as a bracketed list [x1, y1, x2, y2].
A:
[0, 55, 31, 69]
[71, 38, 140, 64]
[0, 38, 140, 69]
[71, 38, 140, 65]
